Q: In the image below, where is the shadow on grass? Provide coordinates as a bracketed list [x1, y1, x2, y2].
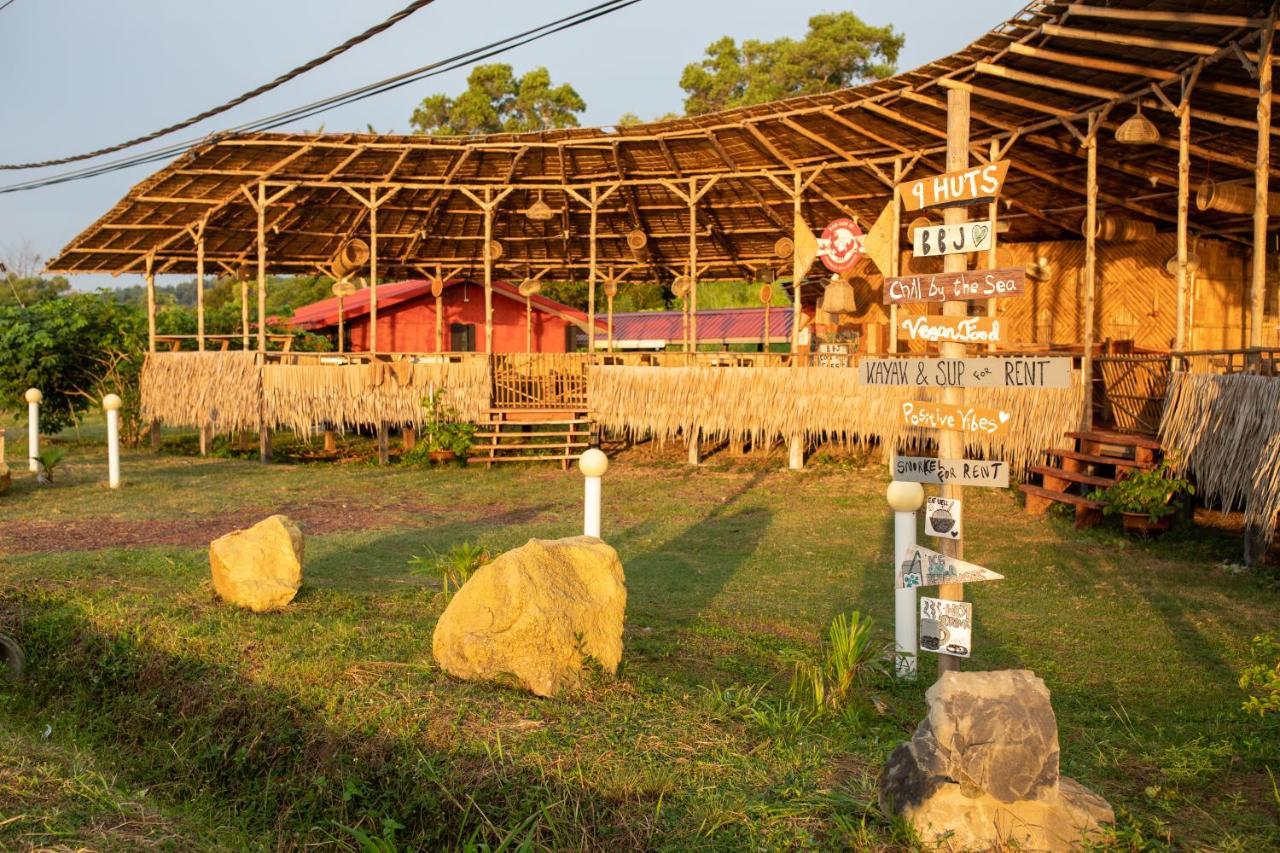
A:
[0, 591, 652, 849]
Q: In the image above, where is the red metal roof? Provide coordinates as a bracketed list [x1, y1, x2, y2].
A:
[602, 308, 792, 346]
[289, 278, 600, 330]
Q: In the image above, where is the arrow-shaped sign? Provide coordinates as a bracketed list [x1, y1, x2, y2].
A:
[897, 544, 1003, 590]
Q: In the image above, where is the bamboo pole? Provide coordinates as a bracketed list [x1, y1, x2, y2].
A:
[588, 185, 598, 354]
[1176, 100, 1191, 350]
[986, 141, 999, 353]
[791, 171, 802, 356]
[890, 158, 903, 354]
[195, 225, 206, 352]
[525, 294, 532, 353]
[338, 295, 346, 353]
[484, 187, 494, 353]
[435, 264, 444, 352]
[689, 177, 699, 352]
[145, 255, 156, 354]
[240, 273, 249, 349]
[256, 182, 267, 354]
[370, 197, 379, 355]
[1251, 18, 1275, 347]
[1083, 124, 1099, 431]
[936, 87, 970, 678]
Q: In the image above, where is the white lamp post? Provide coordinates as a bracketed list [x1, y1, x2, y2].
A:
[103, 393, 122, 489]
[24, 388, 41, 473]
[578, 447, 608, 539]
[887, 480, 925, 680]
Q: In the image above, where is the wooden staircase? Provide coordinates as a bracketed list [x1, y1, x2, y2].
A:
[1020, 430, 1161, 527]
[469, 408, 594, 468]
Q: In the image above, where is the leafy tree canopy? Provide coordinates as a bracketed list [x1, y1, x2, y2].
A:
[0, 275, 70, 307]
[679, 12, 903, 116]
[410, 64, 586, 135]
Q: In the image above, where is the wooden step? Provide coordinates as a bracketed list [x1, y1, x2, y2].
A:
[1066, 430, 1161, 450]
[1045, 448, 1155, 471]
[475, 443, 591, 452]
[1030, 465, 1114, 490]
[468, 454, 583, 463]
[482, 419, 591, 426]
[475, 430, 587, 438]
[1020, 484, 1104, 528]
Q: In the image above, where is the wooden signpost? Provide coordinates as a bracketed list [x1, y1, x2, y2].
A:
[861, 357, 1072, 389]
[920, 597, 972, 659]
[901, 401, 1011, 436]
[899, 160, 1010, 212]
[883, 268, 1026, 305]
[899, 545, 1002, 589]
[900, 315, 1001, 345]
[891, 455, 1010, 488]
[912, 221, 993, 258]
[925, 497, 961, 540]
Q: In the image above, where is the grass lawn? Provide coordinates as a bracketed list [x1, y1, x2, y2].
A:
[1, 418, 1279, 850]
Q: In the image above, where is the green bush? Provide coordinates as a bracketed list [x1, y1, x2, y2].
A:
[1088, 459, 1195, 523]
[788, 611, 890, 713]
[1239, 634, 1280, 718]
[408, 541, 490, 601]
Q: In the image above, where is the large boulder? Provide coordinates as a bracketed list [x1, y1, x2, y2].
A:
[432, 536, 626, 697]
[209, 515, 304, 612]
[880, 670, 1113, 851]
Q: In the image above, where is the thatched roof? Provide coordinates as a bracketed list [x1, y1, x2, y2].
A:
[49, 0, 1277, 281]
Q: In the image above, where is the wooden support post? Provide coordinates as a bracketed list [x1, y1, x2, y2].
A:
[687, 428, 699, 466]
[240, 274, 249, 349]
[145, 253, 156, 354]
[1251, 18, 1275, 347]
[323, 425, 336, 453]
[195, 223, 206, 352]
[1083, 125, 1099, 431]
[1176, 100, 1192, 351]
[986, 142, 999, 353]
[260, 424, 272, 464]
[377, 422, 389, 465]
[337, 295, 346, 354]
[890, 159, 904, 354]
[689, 178, 699, 352]
[588, 186, 598, 354]
[403, 425, 417, 452]
[256, 182, 267, 354]
[788, 434, 805, 470]
[199, 424, 210, 457]
[370, 199, 379, 355]
[483, 188, 494, 353]
[936, 87, 971, 677]
[150, 418, 161, 452]
[525, 295, 533, 353]
[791, 171, 803, 356]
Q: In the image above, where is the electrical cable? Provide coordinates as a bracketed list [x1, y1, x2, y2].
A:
[0, 0, 642, 194]
[0, 0, 18, 14]
[0, 0, 441, 170]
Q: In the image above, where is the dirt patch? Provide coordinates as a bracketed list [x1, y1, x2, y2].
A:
[0, 497, 457, 554]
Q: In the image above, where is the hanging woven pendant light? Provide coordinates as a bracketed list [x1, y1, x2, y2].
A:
[821, 274, 857, 315]
[1115, 104, 1160, 145]
[526, 192, 554, 221]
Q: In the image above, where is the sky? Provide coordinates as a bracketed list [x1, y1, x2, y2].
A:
[0, 0, 1021, 290]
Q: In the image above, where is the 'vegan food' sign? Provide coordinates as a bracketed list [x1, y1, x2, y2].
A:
[860, 357, 1072, 389]
[901, 401, 1011, 436]
[912, 221, 993, 258]
[900, 315, 1001, 345]
[883, 268, 1026, 305]
[899, 160, 1011, 212]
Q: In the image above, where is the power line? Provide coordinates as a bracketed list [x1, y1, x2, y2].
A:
[0, 0, 643, 195]
[0, 0, 19, 13]
[0, 0, 441, 170]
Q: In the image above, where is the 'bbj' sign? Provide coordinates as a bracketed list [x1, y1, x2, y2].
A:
[883, 268, 1026, 305]
[920, 597, 973, 658]
[912, 221, 993, 258]
[861, 357, 1072, 389]
[892, 455, 1010, 488]
[900, 161, 1011, 212]
[900, 315, 1001, 345]
[901, 401, 1011, 436]
[898, 544, 1002, 590]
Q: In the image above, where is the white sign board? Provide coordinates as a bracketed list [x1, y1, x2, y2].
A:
[816, 342, 851, 367]
[912, 221, 993, 258]
[891, 455, 1010, 488]
[898, 544, 1003, 590]
[860, 357, 1072, 389]
[926, 497, 962, 540]
[920, 596, 972, 658]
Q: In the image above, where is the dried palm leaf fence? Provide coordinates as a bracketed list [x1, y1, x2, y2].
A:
[1161, 372, 1280, 542]
[140, 352, 489, 436]
[589, 365, 1085, 474]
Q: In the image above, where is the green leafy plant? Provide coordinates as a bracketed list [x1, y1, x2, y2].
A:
[34, 447, 68, 484]
[788, 611, 890, 713]
[1239, 634, 1280, 718]
[1088, 459, 1195, 523]
[409, 541, 490, 601]
[403, 390, 477, 461]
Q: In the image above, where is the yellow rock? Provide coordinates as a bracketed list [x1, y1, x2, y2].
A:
[209, 515, 304, 612]
[432, 536, 626, 697]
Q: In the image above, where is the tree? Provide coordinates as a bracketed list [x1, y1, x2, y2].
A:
[409, 64, 585, 135]
[0, 241, 70, 307]
[679, 12, 903, 116]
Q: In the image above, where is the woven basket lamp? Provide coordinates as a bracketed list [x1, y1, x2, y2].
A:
[525, 193, 554, 222]
[1115, 104, 1160, 145]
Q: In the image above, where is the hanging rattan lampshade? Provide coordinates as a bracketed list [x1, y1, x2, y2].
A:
[525, 193, 554, 221]
[1115, 104, 1160, 145]
[671, 276, 691, 298]
[518, 278, 543, 297]
[821, 275, 856, 315]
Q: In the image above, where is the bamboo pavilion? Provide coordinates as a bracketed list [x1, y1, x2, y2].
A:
[45, 1, 1280, 529]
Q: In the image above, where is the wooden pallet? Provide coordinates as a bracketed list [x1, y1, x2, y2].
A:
[1020, 430, 1162, 528]
[469, 408, 595, 468]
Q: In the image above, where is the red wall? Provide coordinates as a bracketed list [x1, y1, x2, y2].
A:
[345, 285, 578, 353]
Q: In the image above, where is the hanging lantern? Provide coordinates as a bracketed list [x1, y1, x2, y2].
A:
[331, 238, 370, 278]
[1115, 104, 1160, 145]
[518, 278, 542, 297]
[430, 277, 445, 298]
[526, 193, 554, 221]
[774, 236, 795, 259]
[486, 240, 504, 261]
[758, 284, 774, 304]
[820, 274, 857, 315]
[671, 276, 691, 298]
[604, 279, 619, 299]
[1164, 253, 1201, 275]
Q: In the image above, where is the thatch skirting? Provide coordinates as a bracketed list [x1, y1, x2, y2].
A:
[1161, 372, 1280, 540]
[140, 352, 262, 433]
[588, 366, 1085, 473]
[139, 353, 489, 434]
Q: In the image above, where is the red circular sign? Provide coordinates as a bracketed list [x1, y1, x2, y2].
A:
[819, 217, 865, 274]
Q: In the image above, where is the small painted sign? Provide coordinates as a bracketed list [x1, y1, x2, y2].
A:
[860, 357, 1072, 389]
[926, 497, 962, 540]
[912, 221, 993, 258]
[891, 455, 1010, 488]
[899, 545, 1002, 589]
[818, 218, 865, 273]
[900, 160, 1011, 212]
[901, 401, 1012, 436]
[900, 314, 1001, 345]
[883, 268, 1027, 305]
[816, 342, 851, 367]
[919, 596, 973, 658]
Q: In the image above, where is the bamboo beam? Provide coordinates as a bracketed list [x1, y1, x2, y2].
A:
[1252, 19, 1275, 347]
[1063, 4, 1267, 30]
[1040, 24, 1228, 58]
[1176, 100, 1191, 350]
[974, 61, 1118, 101]
[256, 183, 267, 353]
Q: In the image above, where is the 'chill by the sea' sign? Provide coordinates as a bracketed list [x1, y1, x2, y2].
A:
[900, 160, 1011, 212]
[900, 315, 1001, 344]
[861, 357, 1072, 389]
[892, 455, 1010, 488]
[883, 268, 1026, 305]
[912, 221, 993, 258]
[901, 401, 1011, 436]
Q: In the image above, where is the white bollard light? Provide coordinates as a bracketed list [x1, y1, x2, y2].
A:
[103, 393, 123, 489]
[24, 388, 41, 473]
[886, 480, 925, 680]
[578, 447, 608, 539]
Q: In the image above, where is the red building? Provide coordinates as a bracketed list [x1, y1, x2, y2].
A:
[289, 278, 600, 353]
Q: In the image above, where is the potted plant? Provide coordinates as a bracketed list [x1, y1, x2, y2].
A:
[412, 391, 476, 464]
[1088, 459, 1195, 535]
